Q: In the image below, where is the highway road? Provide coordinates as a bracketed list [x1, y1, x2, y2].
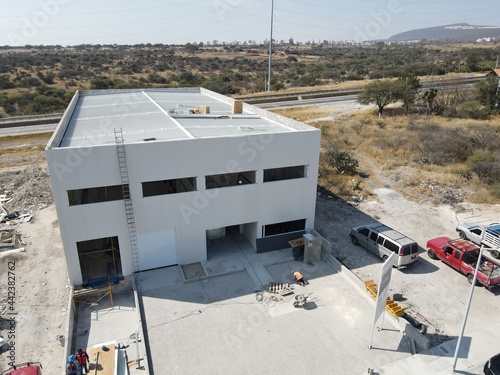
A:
[0, 123, 57, 137]
[257, 94, 359, 109]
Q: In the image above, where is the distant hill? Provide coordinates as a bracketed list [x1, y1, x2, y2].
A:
[388, 23, 500, 42]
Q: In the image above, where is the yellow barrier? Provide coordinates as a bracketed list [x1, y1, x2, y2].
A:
[364, 280, 408, 318]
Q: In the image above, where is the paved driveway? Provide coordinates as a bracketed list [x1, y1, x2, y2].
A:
[138, 249, 411, 375]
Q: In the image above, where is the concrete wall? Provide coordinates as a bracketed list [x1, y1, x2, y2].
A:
[47, 126, 320, 284]
[46, 145, 133, 285]
[242, 222, 258, 248]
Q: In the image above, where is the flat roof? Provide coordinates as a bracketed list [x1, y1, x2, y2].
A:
[54, 88, 313, 148]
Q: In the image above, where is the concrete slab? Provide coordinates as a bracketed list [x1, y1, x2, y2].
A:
[73, 281, 147, 375]
[139, 255, 411, 375]
[369, 321, 500, 374]
[74, 285, 137, 349]
[135, 265, 182, 293]
[204, 234, 276, 288]
[73, 234, 499, 375]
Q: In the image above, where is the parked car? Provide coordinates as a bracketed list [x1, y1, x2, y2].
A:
[350, 223, 419, 268]
[1, 362, 42, 375]
[427, 237, 500, 289]
[456, 222, 500, 259]
[484, 352, 500, 375]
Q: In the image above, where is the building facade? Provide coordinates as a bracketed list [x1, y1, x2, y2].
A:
[46, 88, 320, 285]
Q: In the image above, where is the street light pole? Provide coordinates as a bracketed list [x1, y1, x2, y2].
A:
[267, 0, 274, 92]
[451, 245, 485, 372]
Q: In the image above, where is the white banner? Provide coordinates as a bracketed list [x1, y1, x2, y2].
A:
[369, 252, 396, 348]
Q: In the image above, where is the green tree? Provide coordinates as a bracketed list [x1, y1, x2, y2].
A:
[465, 50, 481, 72]
[90, 76, 115, 89]
[422, 88, 438, 115]
[394, 71, 421, 113]
[357, 79, 398, 116]
[476, 75, 500, 110]
[326, 148, 359, 175]
[148, 72, 166, 84]
[184, 43, 199, 55]
[36, 71, 55, 84]
[0, 75, 15, 89]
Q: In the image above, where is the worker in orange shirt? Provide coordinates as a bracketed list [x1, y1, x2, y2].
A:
[292, 270, 306, 286]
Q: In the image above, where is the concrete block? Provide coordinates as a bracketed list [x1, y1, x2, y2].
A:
[199, 105, 210, 114]
[232, 101, 243, 114]
[404, 323, 430, 352]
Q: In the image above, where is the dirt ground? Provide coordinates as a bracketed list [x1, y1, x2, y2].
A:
[1, 103, 499, 372]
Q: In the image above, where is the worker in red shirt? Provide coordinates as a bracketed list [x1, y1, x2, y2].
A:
[76, 348, 90, 374]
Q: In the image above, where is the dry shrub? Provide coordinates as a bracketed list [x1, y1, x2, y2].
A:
[379, 158, 408, 170]
[467, 187, 497, 204]
[467, 125, 499, 151]
[351, 117, 372, 135]
[279, 108, 500, 203]
[412, 126, 472, 165]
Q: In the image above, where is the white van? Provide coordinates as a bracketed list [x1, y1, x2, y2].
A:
[349, 223, 419, 267]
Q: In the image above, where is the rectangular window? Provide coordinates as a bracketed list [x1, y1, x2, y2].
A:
[67, 185, 124, 206]
[401, 246, 411, 256]
[263, 219, 306, 237]
[205, 171, 256, 189]
[263, 165, 306, 182]
[384, 239, 399, 253]
[142, 177, 197, 197]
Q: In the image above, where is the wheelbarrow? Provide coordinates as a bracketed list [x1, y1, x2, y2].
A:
[293, 292, 313, 308]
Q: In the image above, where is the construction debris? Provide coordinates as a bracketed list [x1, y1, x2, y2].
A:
[1, 166, 53, 215]
[268, 282, 294, 296]
[0, 229, 17, 248]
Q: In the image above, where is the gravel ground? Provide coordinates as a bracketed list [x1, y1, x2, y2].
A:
[314, 185, 500, 348]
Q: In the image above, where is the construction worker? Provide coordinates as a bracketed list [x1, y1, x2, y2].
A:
[292, 270, 306, 286]
[66, 354, 78, 375]
[76, 348, 90, 374]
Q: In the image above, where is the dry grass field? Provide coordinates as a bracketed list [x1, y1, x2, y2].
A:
[0, 132, 51, 186]
[272, 107, 500, 205]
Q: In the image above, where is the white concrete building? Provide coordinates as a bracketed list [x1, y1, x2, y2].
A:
[46, 88, 320, 286]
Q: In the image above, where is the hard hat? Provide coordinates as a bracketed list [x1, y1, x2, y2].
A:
[69, 354, 76, 361]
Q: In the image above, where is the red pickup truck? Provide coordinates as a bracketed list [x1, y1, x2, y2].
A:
[427, 237, 500, 289]
[1, 362, 42, 375]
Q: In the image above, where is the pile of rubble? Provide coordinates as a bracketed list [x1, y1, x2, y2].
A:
[1, 166, 53, 221]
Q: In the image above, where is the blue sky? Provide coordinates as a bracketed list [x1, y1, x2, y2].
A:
[0, 0, 499, 46]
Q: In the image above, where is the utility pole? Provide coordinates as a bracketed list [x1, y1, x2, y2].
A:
[496, 56, 500, 96]
[267, 0, 274, 92]
[451, 245, 485, 373]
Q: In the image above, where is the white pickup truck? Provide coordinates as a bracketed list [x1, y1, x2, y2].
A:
[456, 222, 500, 259]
